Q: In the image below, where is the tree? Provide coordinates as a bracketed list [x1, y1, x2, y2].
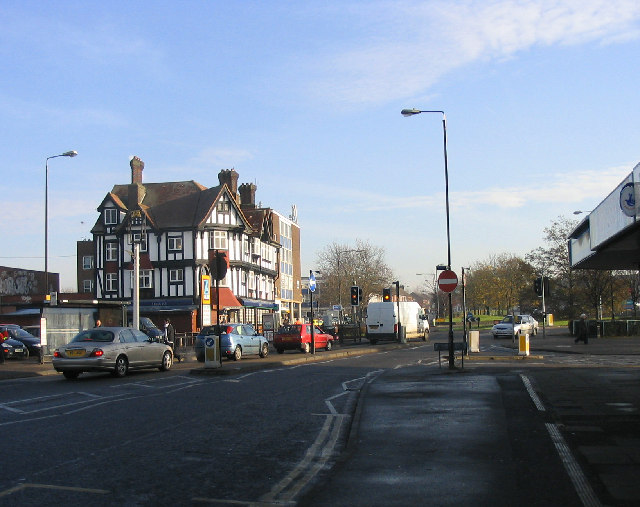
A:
[465, 254, 536, 315]
[315, 240, 394, 309]
[526, 216, 579, 319]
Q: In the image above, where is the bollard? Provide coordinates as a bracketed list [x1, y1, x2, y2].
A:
[518, 333, 530, 356]
[204, 335, 221, 368]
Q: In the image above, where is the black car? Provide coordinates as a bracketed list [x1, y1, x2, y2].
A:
[1, 327, 42, 357]
[1, 338, 30, 359]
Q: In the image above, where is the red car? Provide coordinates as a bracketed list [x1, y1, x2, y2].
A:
[274, 324, 335, 354]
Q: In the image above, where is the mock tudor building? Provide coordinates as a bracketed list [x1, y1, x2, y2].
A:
[90, 157, 301, 332]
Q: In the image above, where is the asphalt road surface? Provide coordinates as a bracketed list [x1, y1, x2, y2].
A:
[1, 331, 638, 506]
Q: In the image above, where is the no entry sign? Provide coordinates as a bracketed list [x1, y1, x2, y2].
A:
[438, 270, 458, 293]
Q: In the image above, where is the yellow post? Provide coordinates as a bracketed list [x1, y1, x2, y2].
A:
[518, 333, 530, 356]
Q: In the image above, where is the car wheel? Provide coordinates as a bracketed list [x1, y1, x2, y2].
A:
[422, 331, 428, 341]
[370, 339, 377, 345]
[326, 340, 332, 351]
[276, 348, 284, 354]
[159, 351, 172, 371]
[302, 342, 310, 354]
[259, 343, 269, 358]
[24, 348, 29, 359]
[62, 370, 79, 380]
[533, 327, 538, 336]
[113, 355, 128, 378]
[196, 353, 204, 362]
[233, 346, 242, 361]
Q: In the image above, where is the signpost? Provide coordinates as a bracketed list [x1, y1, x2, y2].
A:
[309, 271, 316, 354]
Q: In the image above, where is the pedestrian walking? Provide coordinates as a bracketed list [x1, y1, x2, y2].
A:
[164, 318, 180, 362]
[574, 313, 589, 344]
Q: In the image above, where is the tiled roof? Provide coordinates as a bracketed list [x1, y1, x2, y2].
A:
[92, 180, 254, 233]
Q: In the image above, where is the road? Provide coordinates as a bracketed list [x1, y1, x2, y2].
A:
[0, 329, 638, 506]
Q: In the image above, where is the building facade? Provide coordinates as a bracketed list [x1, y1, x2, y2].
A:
[90, 158, 301, 332]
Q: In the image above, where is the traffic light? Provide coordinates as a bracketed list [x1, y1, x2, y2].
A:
[350, 285, 360, 306]
[534, 277, 543, 296]
[382, 288, 391, 302]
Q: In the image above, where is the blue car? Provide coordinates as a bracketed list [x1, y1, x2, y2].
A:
[195, 323, 269, 362]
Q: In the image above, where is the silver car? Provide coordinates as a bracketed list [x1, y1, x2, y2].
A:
[52, 327, 173, 380]
[491, 315, 538, 339]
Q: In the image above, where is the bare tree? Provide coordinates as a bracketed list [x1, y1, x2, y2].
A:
[316, 240, 394, 309]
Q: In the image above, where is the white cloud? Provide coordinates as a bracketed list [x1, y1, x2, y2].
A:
[304, 0, 640, 105]
[306, 163, 632, 214]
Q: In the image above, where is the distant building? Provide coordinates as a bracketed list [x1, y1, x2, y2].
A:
[89, 157, 301, 332]
[0, 265, 57, 302]
[76, 240, 95, 294]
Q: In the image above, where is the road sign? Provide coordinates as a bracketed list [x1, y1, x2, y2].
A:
[438, 270, 458, 293]
[309, 271, 316, 292]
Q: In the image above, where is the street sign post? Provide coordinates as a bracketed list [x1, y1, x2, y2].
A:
[438, 270, 458, 293]
[309, 270, 316, 354]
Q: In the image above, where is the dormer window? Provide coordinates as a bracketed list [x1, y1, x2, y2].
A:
[105, 208, 118, 225]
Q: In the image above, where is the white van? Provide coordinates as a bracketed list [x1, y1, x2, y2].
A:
[365, 301, 429, 344]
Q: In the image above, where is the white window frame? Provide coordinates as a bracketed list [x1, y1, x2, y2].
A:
[210, 230, 228, 250]
[82, 255, 94, 270]
[132, 233, 148, 252]
[217, 201, 230, 213]
[168, 236, 183, 251]
[169, 269, 184, 283]
[106, 273, 118, 292]
[104, 208, 118, 225]
[83, 279, 93, 292]
[129, 269, 153, 289]
[105, 242, 118, 261]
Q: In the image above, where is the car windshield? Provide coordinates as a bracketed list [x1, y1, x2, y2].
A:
[71, 330, 115, 343]
[14, 329, 37, 339]
[501, 316, 523, 324]
[140, 317, 158, 329]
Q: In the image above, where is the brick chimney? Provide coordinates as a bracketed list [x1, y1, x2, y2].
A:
[218, 169, 239, 196]
[239, 183, 257, 208]
[128, 183, 145, 210]
[130, 156, 144, 184]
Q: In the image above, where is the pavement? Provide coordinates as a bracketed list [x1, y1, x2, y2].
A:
[2, 327, 639, 505]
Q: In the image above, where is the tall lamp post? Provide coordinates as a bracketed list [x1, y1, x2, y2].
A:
[401, 109, 455, 368]
[45, 150, 78, 297]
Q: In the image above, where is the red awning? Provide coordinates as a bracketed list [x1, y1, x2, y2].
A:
[211, 287, 242, 308]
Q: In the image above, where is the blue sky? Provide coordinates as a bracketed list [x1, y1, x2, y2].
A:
[1, 0, 639, 292]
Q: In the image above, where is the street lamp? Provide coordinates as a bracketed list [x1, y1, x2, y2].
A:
[402, 108, 455, 369]
[45, 150, 77, 297]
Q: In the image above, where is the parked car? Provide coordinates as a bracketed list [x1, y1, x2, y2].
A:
[136, 317, 165, 340]
[1, 338, 30, 360]
[22, 325, 41, 338]
[273, 323, 335, 354]
[195, 323, 269, 362]
[491, 315, 539, 339]
[52, 326, 173, 379]
[1, 327, 42, 357]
